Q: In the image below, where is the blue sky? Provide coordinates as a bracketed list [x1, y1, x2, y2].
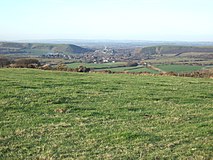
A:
[0, 0, 213, 41]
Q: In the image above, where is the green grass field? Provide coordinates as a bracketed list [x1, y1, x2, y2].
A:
[144, 52, 213, 65]
[0, 69, 213, 159]
[104, 66, 159, 73]
[67, 62, 206, 74]
[67, 63, 158, 73]
[155, 64, 204, 73]
[67, 62, 125, 69]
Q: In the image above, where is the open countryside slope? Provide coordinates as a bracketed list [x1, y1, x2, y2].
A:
[137, 46, 213, 66]
[67, 63, 159, 73]
[0, 42, 93, 55]
[135, 45, 213, 55]
[0, 69, 213, 159]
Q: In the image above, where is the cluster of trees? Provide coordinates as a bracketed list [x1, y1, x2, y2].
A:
[0, 57, 40, 68]
[0, 57, 92, 72]
[56, 64, 90, 72]
[11, 59, 39, 68]
[126, 61, 138, 67]
[11, 59, 40, 68]
[0, 57, 11, 67]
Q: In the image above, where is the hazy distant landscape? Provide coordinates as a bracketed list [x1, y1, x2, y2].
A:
[1, 40, 213, 74]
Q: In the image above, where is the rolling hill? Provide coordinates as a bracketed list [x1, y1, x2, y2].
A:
[0, 42, 93, 55]
[135, 45, 213, 56]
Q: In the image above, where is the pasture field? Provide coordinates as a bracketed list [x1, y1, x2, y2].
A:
[103, 66, 159, 73]
[67, 62, 158, 73]
[67, 62, 125, 69]
[0, 69, 213, 159]
[144, 52, 213, 65]
[155, 64, 204, 73]
[67, 62, 206, 73]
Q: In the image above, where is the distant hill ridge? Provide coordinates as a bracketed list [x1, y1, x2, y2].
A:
[0, 42, 93, 54]
[135, 45, 213, 56]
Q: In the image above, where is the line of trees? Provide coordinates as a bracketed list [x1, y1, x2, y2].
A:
[0, 57, 91, 72]
[0, 57, 40, 68]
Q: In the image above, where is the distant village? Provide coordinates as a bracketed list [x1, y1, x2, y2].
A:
[41, 46, 141, 63]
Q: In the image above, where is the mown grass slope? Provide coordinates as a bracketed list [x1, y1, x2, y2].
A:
[0, 69, 213, 159]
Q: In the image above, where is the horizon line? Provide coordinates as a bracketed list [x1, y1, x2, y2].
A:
[1, 38, 213, 43]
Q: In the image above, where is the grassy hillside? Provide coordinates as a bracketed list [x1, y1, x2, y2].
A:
[155, 64, 204, 73]
[67, 62, 159, 73]
[67, 62, 125, 69]
[138, 46, 213, 66]
[135, 45, 213, 56]
[0, 69, 213, 159]
[67, 62, 204, 73]
[0, 42, 93, 55]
